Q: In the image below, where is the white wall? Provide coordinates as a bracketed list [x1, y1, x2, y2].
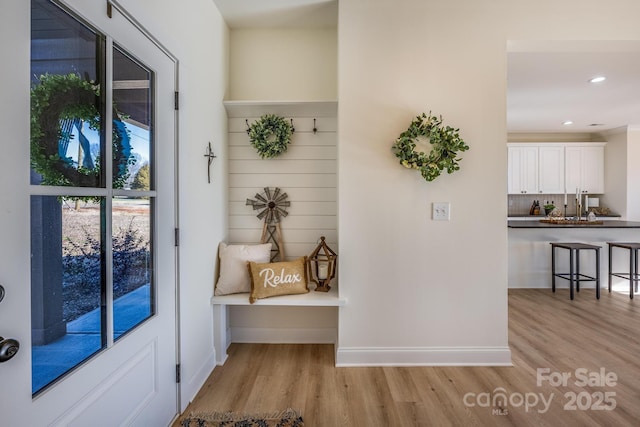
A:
[337, 0, 640, 365]
[229, 28, 337, 100]
[101, 0, 230, 410]
[627, 127, 640, 221]
[602, 128, 628, 218]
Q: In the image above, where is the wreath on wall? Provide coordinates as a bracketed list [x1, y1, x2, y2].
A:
[30, 73, 132, 188]
[248, 114, 293, 159]
[392, 112, 469, 182]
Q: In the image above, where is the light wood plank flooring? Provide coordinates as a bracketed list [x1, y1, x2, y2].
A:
[174, 289, 640, 426]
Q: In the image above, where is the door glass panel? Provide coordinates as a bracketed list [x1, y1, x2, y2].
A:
[113, 44, 153, 190]
[113, 197, 154, 340]
[31, 196, 105, 394]
[30, 0, 104, 188]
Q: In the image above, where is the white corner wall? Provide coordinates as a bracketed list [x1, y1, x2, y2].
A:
[337, 0, 640, 366]
[118, 0, 229, 410]
[627, 126, 640, 221]
[229, 28, 337, 101]
[602, 128, 628, 218]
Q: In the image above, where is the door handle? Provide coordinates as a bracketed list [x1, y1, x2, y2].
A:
[0, 337, 19, 362]
[0, 284, 19, 362]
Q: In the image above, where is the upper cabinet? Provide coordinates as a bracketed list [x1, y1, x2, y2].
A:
[508, 143, 605, 195]
[508, 144, 565, 194]
[565, 144, 605, 194]
[508, 145, 538, 194]
[538, 145, 566, 194]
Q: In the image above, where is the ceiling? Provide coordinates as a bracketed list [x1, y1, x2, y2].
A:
[211, 0, 337, 28]
[508, 41, 640, 134]
[209, 4, 640, 134]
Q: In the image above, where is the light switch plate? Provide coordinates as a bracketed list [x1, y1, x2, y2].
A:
[432, 202, 450, 221]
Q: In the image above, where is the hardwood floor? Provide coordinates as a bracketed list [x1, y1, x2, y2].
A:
[174, 289, 640, 426]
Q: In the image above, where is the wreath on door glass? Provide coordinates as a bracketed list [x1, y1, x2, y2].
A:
[30, 73, 132, 187]
[392, 112, 469, 182]
[248, 114, 293, 159]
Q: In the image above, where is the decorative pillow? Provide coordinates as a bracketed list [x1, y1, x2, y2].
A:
[214, 242, 272, 296]
[248, 257, 309, 303]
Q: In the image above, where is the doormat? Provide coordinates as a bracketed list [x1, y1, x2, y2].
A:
[180, 408, 304, 427]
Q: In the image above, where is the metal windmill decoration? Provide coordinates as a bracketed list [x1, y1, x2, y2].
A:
[246, 187, 290, 262]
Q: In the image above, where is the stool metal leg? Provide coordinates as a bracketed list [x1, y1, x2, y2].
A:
[576, 249, 581, 293]
[608, 244, 612, 293]
[596, 248, 600, 300]
[630, 249, 634, 300]
[570, 248, 575, 300]
[633, 249, 638, 292]
[551, 245, 556, 293]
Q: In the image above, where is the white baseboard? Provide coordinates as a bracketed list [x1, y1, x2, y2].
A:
[230, 327, 337, 344]
[336, 346, 512, 366]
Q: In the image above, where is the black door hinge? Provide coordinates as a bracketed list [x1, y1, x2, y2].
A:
[176, 364, 181, 383]
[174, 91, 179, 110]
[174, 228, 180, 247]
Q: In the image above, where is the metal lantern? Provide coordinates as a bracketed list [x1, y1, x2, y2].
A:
[307, 236, 337, 292]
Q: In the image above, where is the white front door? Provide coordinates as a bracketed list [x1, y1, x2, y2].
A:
[0, 1, 178, 425]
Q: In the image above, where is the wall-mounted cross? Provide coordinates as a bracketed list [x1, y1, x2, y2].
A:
[204, 141, 217, 183]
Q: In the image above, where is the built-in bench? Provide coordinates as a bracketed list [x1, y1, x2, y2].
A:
[211, 288, 346, 364]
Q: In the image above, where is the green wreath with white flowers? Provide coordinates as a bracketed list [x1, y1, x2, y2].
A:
[249, 114, 293, 159]
[30, 73, 132, 188]
[392, 112, 469, 182]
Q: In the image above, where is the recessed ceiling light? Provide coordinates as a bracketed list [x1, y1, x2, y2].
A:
[563, 121, 574, 126]
[589, 76, 606, 83]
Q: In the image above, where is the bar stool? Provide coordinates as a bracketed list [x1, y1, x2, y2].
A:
[607, 242, 640, 299]
[550, 242, 601, 300]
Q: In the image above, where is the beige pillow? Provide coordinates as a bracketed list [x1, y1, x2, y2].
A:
[214, 242, 272, 295]
[248, 257, 309, 303]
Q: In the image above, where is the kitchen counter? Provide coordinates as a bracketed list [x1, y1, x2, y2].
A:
[508, 222, 640, 289]
[508, 220, 640, 228]
[508, 214, 621, 220]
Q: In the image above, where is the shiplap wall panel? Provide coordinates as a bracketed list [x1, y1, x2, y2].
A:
[222, 243, 340, 261]
[230, 201, 337, 216]
[229, 132, 336, 147]
[229, 159, 336, 174]
[229, 145, 337, 160]
[230, 187, 336, 203]
[230, 215, 337, 230]
[229, 173, 337, 188]
[229, 229, 338, 245]
[226, 102, 337, 262]
[228, 117, 337, 133]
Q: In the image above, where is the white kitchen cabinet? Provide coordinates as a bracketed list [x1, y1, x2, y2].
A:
[508, 145, 538, 194]
[508, 144, 564, 194]
[538, 145, 565, 194]
[565, 144, 605, 194]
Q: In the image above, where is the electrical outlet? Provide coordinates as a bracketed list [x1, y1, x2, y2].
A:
[432, 202, 450, 221]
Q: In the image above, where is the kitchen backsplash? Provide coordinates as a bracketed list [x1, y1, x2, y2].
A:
[508, 193, 602, 216]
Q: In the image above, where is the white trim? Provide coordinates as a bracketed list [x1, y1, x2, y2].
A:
[335, 346, 512, 367]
